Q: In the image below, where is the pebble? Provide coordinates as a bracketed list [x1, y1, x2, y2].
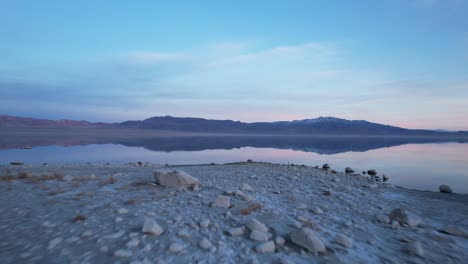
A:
[246, 218, 268, 233]
[256, 241, 276, 253]
[311, 206, 323, 214]
[177, 230, 191, 238]
[47, 238, 63, 250]
[274, 236, 285, 246]
[142, 218, 164, 236]
[64, 175, 74, 181]
[199, 238, 212, 249]
[377, 214, 391, 224]
[168, 243, 184, 253]
[105, 231, 124, 239]
[212, 195, 231, 208]
[117, 208, 129, 214]
[114, 249, 133, 258]
[335, 234, 353, 248]
[407, 241, 424, 257]
[228, 227, 245, 237]
[99, 246, 109, 253]
[126, 238, 140, 248]
[200, 219, 210, 228]
[81, 230, 93, 238]
[241, 183, 254, 191]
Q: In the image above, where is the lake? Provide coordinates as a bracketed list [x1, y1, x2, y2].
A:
[0, 135, 467, 193]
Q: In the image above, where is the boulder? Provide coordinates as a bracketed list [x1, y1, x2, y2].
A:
[154, 170, 199, 190]
[322, 164, 330, 170]
[439, 185, 453, 193]
[345, 167, 354, 173]
[290, 228, 326, 254]
[389, 208, 422, 227]
[367, 169, 377, 175]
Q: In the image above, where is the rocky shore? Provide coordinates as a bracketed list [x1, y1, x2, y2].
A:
[0, 162, 467, 263]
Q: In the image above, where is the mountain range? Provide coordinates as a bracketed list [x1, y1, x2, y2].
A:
[1, 114, 467, 136]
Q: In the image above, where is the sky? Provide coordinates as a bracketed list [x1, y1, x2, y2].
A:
[1, 0, 467, 130]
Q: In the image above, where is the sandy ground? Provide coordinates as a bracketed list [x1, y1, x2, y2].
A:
[0, 162, 467, 264]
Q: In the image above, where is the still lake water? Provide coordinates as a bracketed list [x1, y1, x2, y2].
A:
[0, 136, 467, 193]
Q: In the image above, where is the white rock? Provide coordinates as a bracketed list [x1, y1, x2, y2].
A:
[47, 238, 63, 250]
[312, 206, 323, 214]
[114, 249, 133, 258]
[212, 195, 231, 208]
[250, 230, 269, 242]
[81, 230, 93, 238]
[407, 241, 424, 257]
[441, 225, 468, 238]
[126, 238, 140, 248]
[99, 246, 109, 253]
[389, 208, 422, 227]
[199, 238, 212, 249]
[297, 203, 308, 210]
[228, 227, 244, 237]
[168, 243, 184, 253]
[439, 185, 453, 193]
[117, 208, 129, 214]
[290, 228, 326, 254]
[241, 183, 254, 191]
[42, 221, 56, 228]
[377, 214, 390, 224]
[274, 236, 285, 246]
[335, 234, 353, 248]
[200, 219, 210, 228]
[142, 218, 163, 236]
[144, 244, 152, 252]
[105, 231, 124, 239]
[154, 170, 200, 190]
[115, 217, 123, 223]
[64, 175, 73, 182]
[256, 241, 276, 253]
[177, 230, 191, 238]
[246, 218, 268, 233]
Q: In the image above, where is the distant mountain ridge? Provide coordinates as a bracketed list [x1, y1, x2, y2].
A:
[0, 115, 109, 128]
[1, 114, 467, 136]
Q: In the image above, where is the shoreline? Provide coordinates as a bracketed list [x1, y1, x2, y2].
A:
[1, 162, 467, 263]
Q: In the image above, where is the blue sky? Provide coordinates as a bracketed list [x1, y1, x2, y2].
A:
[1, 0, 467, 129]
